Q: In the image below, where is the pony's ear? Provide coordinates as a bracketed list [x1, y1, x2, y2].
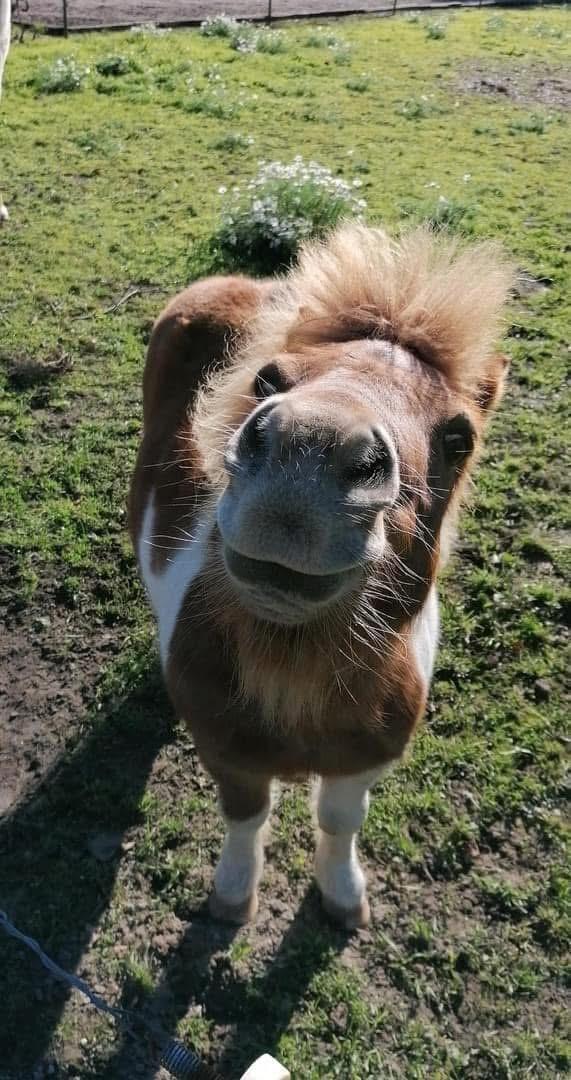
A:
[475, 354, 509, 414]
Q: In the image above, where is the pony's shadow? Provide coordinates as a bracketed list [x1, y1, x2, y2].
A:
[0, 656, 170, 1074]
[103, 887, 350, 1079]
[1, 656, 350, 1079]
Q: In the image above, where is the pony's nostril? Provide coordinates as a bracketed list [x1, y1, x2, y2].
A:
[240, 411, 264, 457]
[236, 398, 279, 461]
[345, 427, 394, 486]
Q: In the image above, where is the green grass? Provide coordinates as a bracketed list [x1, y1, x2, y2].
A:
[0, 8, 569, 1079]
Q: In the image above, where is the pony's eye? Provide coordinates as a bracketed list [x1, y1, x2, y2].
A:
[443, 433, 469, 458]
[253, 363, 290, 400]
[442, 414, 475, 464]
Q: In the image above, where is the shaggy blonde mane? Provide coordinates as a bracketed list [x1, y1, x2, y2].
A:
[246, 223, 515, 389]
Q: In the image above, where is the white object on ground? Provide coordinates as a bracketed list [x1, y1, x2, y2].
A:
[241, 1054, 291, 1080]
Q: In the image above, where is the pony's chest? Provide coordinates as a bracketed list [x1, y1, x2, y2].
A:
[138, 496, 214, 667]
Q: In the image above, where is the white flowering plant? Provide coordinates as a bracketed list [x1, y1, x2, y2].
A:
[128, 21, 171, 35]
[425, 20, 447, 39]
[200, 15, 286, 54]
[32, 56, 89, 94]
[229, 28, 257, 54]
[199, 13, 240, 38]
[254, 29, 287, 54]
[213, 156, 366, 272]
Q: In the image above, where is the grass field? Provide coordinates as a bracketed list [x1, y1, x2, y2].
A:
[0, 7, 570, 1078]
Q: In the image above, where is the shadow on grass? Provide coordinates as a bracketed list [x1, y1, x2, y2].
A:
[217, 889, 350, 1077]
[0, 656, 170, 1075]
[1, 651, 349, 1079]
[102, 887, 349, 1080]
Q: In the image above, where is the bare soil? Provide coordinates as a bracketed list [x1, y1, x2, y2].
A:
[461, 60, 571, 109]
[0, 602, 123, 816]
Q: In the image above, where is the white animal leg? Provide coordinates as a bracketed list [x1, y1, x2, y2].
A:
[210, 777, 272, 924]
[314, 766, 387, 929]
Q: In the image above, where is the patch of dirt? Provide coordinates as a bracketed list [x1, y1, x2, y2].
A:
[2, 349, 73, 392]
[460, 61, 571, 110]
[0, 607, 121, 816]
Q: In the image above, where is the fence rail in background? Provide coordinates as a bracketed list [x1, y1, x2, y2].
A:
[12, 0, 549, 33]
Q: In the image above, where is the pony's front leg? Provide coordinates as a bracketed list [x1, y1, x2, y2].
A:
[209, 772, 272, 925]
[314, 767, 387, 930]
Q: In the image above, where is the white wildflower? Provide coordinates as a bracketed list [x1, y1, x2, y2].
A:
[215, 156, 366, 269]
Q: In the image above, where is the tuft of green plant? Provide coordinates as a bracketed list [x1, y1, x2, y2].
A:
[304, 29, 342, 48]
[530, 20, 565, 39]
[30, 56, 89, 94]
[212, 156, 366, 273]
[477, 876, 540, 921]
[401, 194, 476, 233]
[117, 953, 155, 999]
[425, 20, 447, 40]
[345, 74, 371, 93]
[210, 131, 254, 151]
[331, 44, 352, 65]
[400, 97, 431, 120]
[508, 113, 549, 135]
[181, 93, 233, 119]
[95, 54, 139, 77]
[485, 15, 505, 32]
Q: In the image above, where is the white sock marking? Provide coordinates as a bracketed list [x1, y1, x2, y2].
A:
[215, 804, 271, 906]
[314, 767, 386, 912]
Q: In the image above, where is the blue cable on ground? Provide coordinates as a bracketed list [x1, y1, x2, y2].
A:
[0, 908, 224, 1080]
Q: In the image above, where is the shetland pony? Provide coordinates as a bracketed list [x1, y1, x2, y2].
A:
[129, 225, 513, 927]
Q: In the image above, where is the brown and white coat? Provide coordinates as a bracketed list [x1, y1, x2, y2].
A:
[129, 224, 513, 927]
